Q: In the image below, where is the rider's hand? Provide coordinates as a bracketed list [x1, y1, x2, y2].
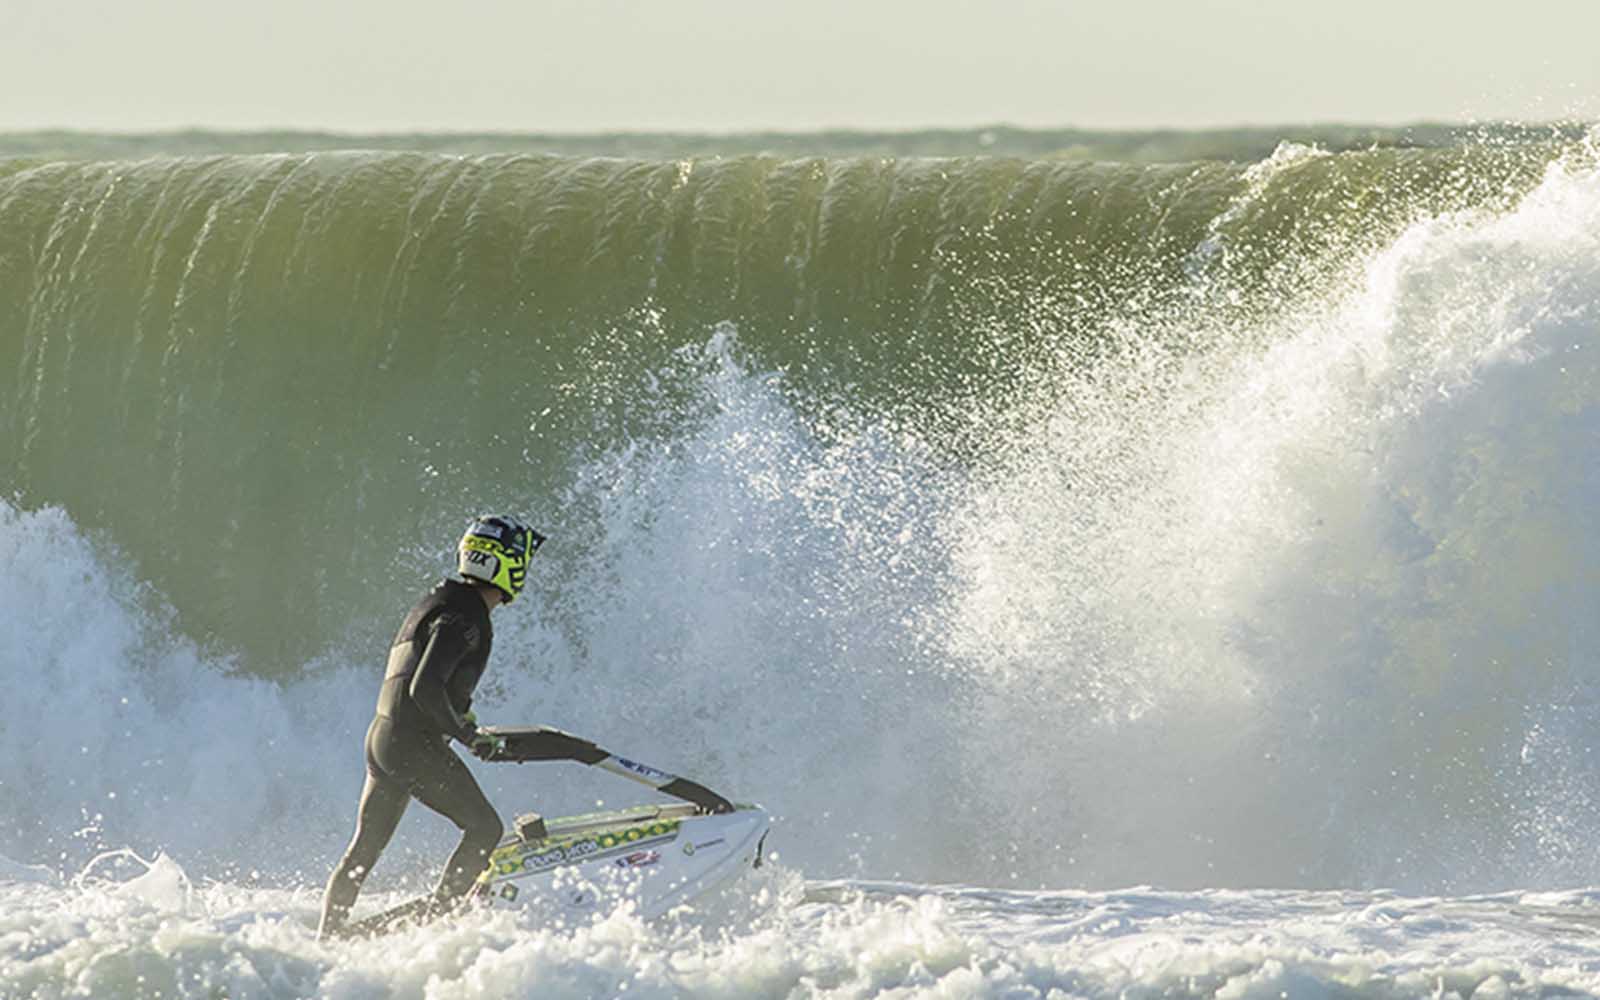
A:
[469, 727, 506, 761]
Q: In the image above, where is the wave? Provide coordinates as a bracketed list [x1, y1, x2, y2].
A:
[0, 141, 1572, 668]
[2, 134, 1600, 896]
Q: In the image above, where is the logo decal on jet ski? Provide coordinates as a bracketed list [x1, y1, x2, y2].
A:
[613, 757, 674, 783]
[615, 850, 660, 869]
[497, 836, 604, 875]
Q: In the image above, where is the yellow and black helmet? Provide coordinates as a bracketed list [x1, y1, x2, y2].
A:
[457, 515, 545, 602]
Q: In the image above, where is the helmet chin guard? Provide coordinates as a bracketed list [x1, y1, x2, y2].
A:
[457, 515, 544, 602]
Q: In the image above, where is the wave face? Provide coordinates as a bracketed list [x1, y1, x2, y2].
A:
[0, 145, 1554, 668]
[4, 134, 1600, 902]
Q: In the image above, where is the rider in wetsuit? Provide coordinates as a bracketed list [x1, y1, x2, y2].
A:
[319, 515, 545, 939]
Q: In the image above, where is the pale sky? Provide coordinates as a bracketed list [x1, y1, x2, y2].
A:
[4, 0, 1598, 132]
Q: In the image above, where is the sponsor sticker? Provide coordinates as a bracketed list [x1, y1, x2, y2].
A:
[614, 757, 673, 783]
[614, 850, 660, 869]
[502, 836, 604, 875]
[684, 837, 725, 857]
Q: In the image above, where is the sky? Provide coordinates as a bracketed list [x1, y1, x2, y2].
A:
[3, 0, 1598, 132]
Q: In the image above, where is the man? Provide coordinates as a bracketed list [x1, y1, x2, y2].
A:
[318, 514, 545, 939]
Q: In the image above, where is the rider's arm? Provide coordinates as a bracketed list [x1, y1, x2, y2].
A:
[408, 615, 478, 744]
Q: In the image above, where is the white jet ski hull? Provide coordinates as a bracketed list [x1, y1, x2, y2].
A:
[474, 802, 769, 919]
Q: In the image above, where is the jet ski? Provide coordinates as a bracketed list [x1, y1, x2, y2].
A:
[345, 726, 768, 936]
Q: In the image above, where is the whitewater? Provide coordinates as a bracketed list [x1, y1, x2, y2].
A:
[4, 130, 1600, 997]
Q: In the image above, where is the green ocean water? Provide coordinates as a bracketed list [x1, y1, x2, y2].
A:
[9, 123, 1600, 927]
[0, 129, 1585, 671]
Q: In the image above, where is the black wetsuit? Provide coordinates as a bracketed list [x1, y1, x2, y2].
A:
[320, 578, 506, 936]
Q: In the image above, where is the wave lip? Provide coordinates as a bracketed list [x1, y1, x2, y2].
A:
[1, 122, 1590, 162]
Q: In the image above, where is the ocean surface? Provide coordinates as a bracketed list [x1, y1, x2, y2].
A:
[4, 125, 1600, 997]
